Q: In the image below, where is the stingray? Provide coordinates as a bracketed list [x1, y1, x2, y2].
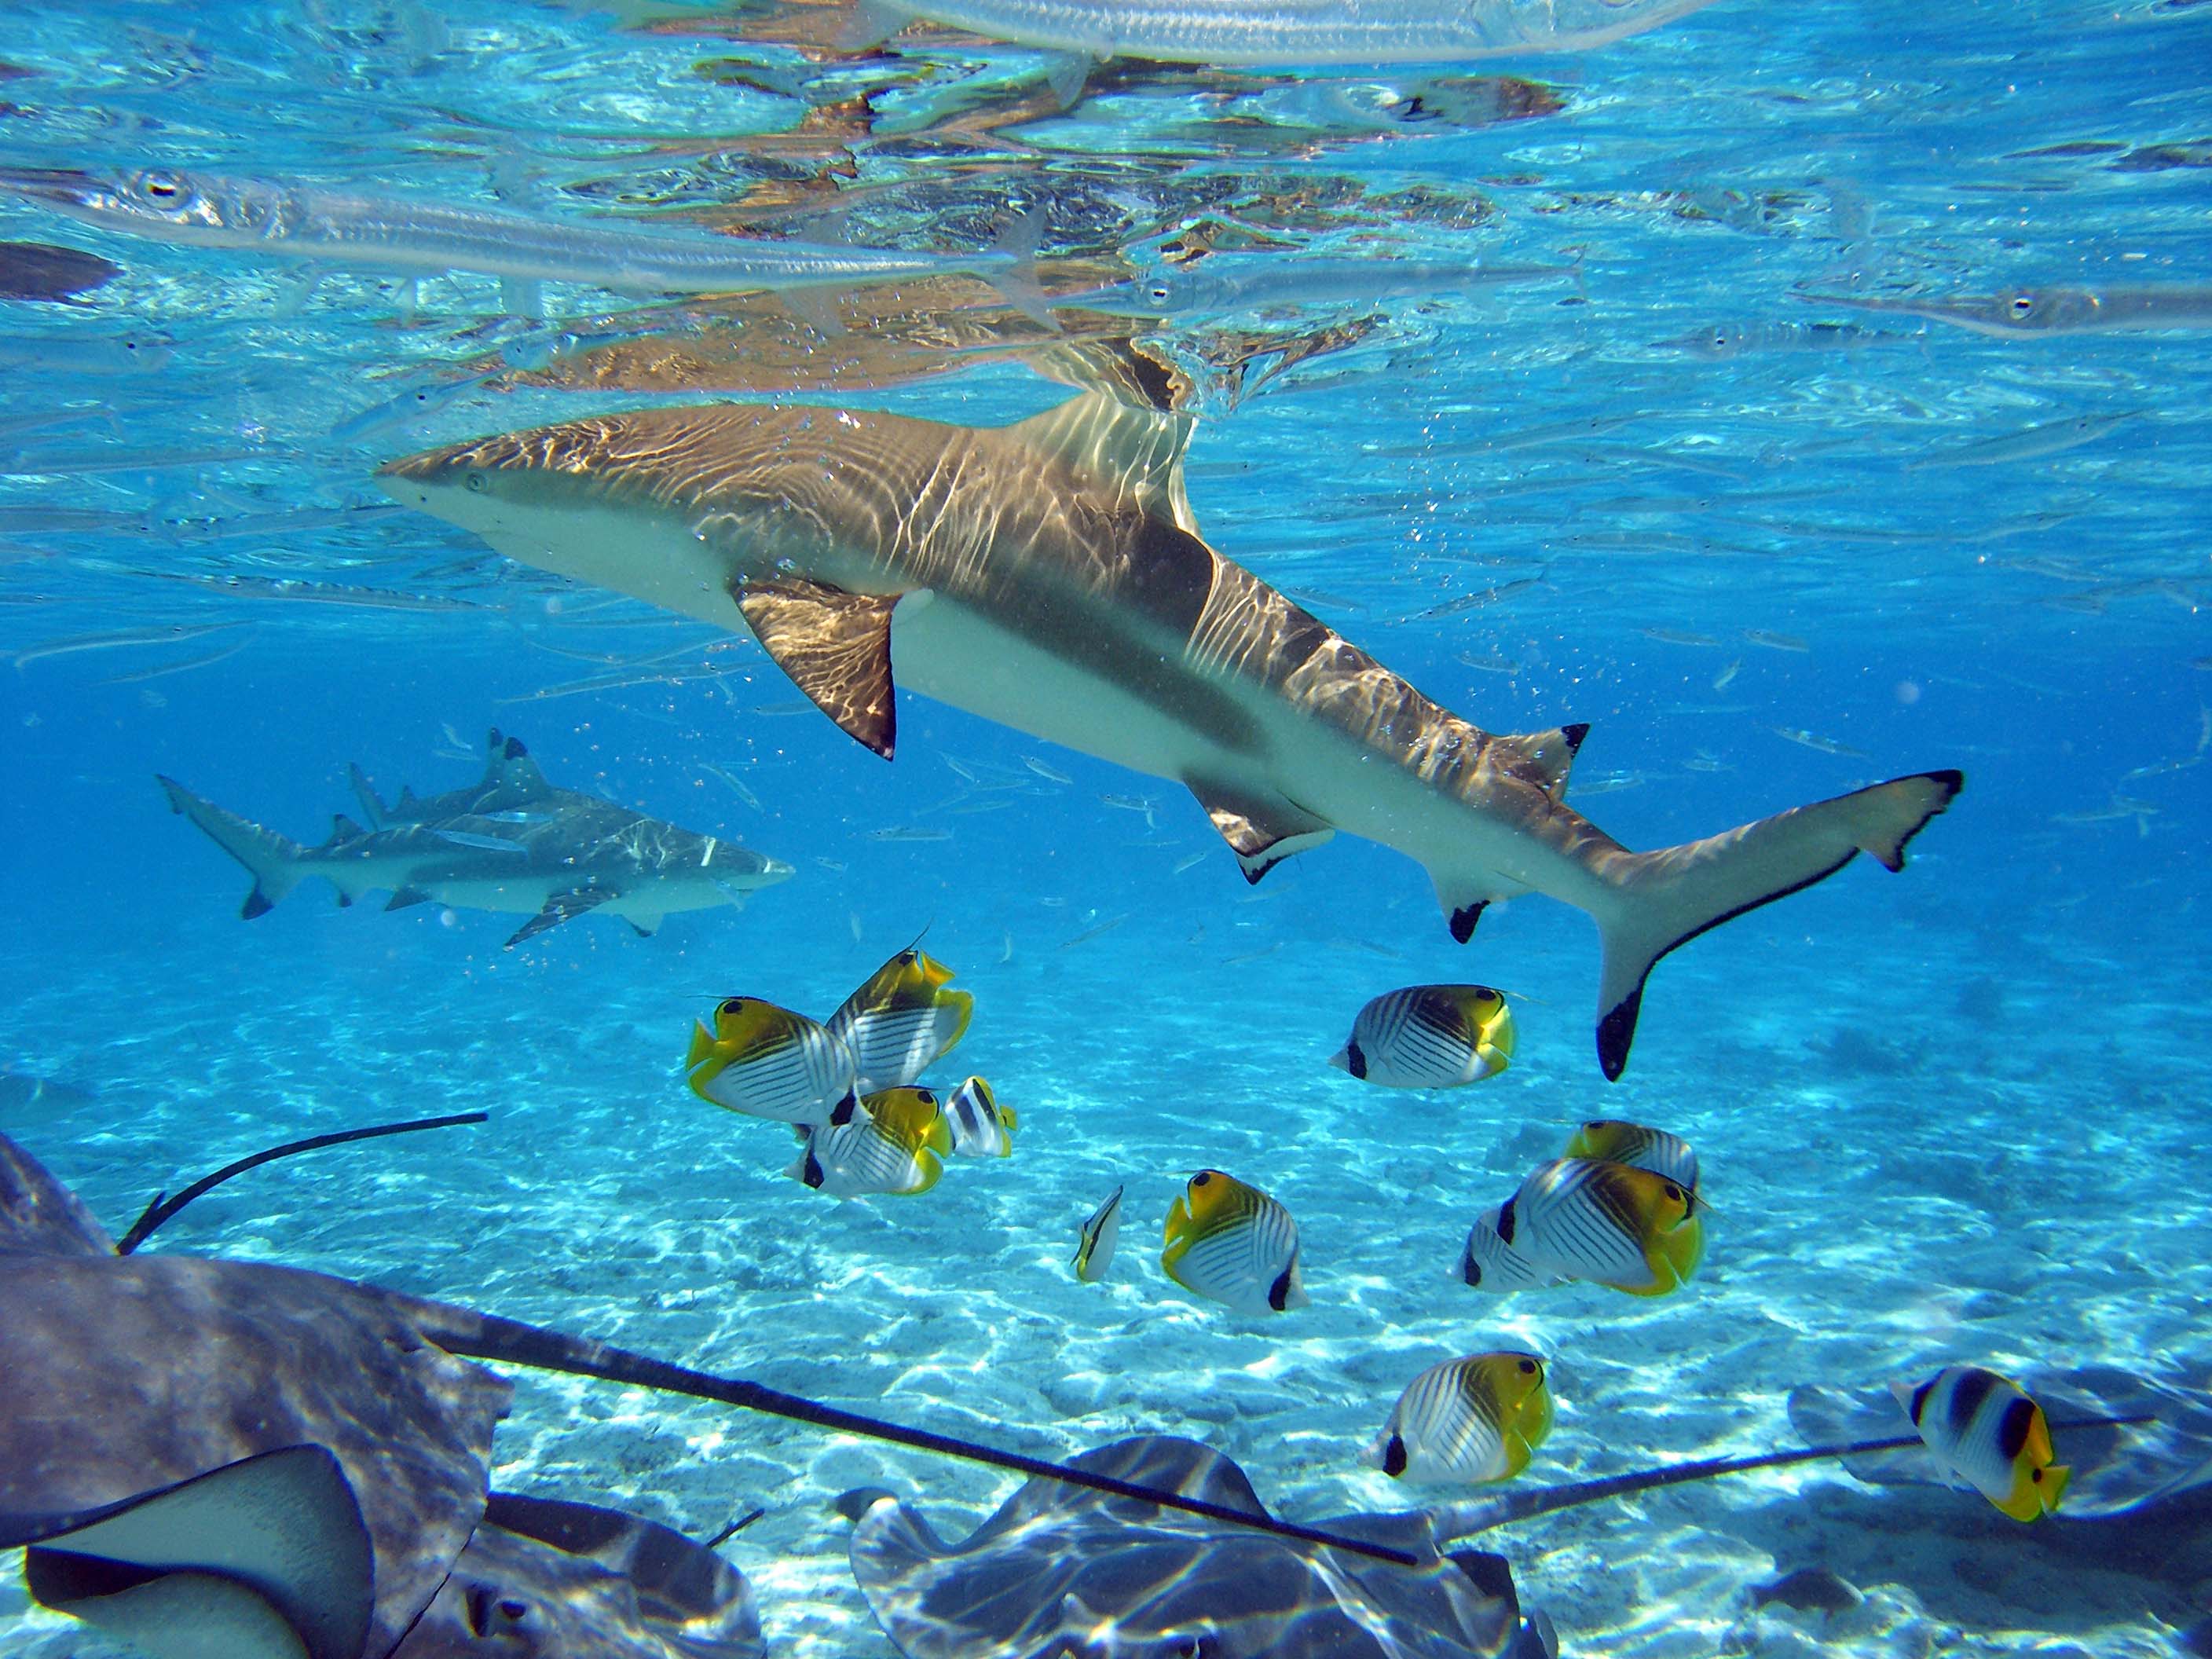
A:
[0, 1124, 2169, 1659]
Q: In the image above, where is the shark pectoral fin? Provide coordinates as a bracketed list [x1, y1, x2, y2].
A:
[627, 910, 664, 938]
[1189, 782, 1335, 884]
[504, 887, 610, 949]
[733, 580, 901, 760]
[386, 887, 434, 911]
[19, 1445, 374, 1659]
[1593, 768, 1965, 1079]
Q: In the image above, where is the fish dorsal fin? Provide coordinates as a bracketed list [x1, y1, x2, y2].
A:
[1494, 722, 1590, 800]
[482, 727, 553, 797]
[331, 814, 364, 841]
[732, 579, 901, 760]
[1006, 391, 1199, 534]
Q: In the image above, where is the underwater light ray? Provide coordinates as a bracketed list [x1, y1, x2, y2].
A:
[115, 1112, 491, 1254]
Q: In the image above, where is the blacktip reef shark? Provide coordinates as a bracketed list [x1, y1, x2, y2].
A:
[159, 727, 792, 947]
[0, 164, 1055, 324]
[379, 392, 1961, 1079]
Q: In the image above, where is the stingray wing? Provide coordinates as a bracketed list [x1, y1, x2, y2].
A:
[846, 1434, 1534, 1659]
[2, 1444, 373, 1659]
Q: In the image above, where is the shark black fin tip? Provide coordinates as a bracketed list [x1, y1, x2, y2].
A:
[1562, 722, 1591, 753]
[241, 886, 273, 921]
[1449, 900, 1487, 943]
[1596, 987, 1642, 1081]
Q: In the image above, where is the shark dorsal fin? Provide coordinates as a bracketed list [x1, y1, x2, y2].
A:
[1006, 392, 1199, 535]
[331, 814, 364, 841]
[482, 728, 553, 797]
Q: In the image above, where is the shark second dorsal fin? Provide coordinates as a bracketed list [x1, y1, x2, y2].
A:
[732, 579, 900, 760]
[1006, 391, 1199, 534]
[482, 728, 553, 797]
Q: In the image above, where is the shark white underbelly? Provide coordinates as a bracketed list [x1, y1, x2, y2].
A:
[381, 390, 1961, 1077]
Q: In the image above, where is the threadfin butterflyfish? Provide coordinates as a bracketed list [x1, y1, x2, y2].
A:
[1074, 1185, 1122, 1284]
[786, 1085, 953, 1198]
[1375, 1353, 1554, 1484]
[1328, 985, 1514, 1087]
[1894, 1365, 2071, 1521]
[826, 946, 974, 1093]
[943, 1075, 1016, 1158]
[1498, 1157, 1702, 1297]
[1459, 1200, 1565, 1294]
[1161, 1170, 1307, 1314]
[1564, 1119, 1700, 1194]
[686, 997, 858, 1126]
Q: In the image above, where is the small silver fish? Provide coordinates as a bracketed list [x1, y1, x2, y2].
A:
[430, 828, 526, 853]
[1771, 726, 1870, 759]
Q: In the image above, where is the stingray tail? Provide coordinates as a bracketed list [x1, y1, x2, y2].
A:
[156, 775, 309, 920]
[1591, 770, 1963, 1079]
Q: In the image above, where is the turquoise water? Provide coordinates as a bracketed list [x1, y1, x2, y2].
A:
[2, 1, 2210, 1656]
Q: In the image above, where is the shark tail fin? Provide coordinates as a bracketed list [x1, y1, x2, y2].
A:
[346, 762, 388, 828]
[1591, 770, 1963, 1079]
[983, 206, 1060, 335]
[156, 775, 308, 920]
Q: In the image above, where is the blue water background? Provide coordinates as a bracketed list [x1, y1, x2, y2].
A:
[2, 1, 2210, 1655]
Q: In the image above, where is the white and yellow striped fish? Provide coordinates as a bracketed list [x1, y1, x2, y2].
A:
[786, 1086, 954, 1198]
[1327, 984, 1514, 1088]
[1459, 1200, 1564, 1294]
[826, 946, 975, 1093]
[1161, 1170, 1308, 1314]
[1564, 1119, 1699, 1193]
[1497, 1156, 1702, 1297]
[685, 997, 858, 1126]
[943, 1075, 1017, 1158]
[1073, 1185, 1122, 1284]
[1375, 1353, 1554, 1485]
[1895, 1365, 2071, 1522]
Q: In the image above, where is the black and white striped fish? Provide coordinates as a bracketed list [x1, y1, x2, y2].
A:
[686, 997, 857, 1125]
[1073, 1185, 1123, 1284]
[1328, 984, 1514, 1088]
[943, 1075, 1017, 1157]
[1161, 1170, 1307, 1314]
[1459, 1199, 1564, 1294]
[786, 1086, 954, 1199]
[1497, 1157, 1701, 1297]
[1895, 1365, 2071, 1521]
[826, 946, 974, 1093]
[1564, 1119, 1699, 1193]
[1374, 1353, 1554, 1484]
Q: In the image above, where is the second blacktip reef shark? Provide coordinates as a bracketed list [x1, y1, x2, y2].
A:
[379, 394, 1961, 1078]
[160, 727, 791, 946]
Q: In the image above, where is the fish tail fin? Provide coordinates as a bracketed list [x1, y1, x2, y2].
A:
[346, 762, 389, 829]
[985, 206, 1060, 334]
[1592, 770, 1963, 1079]
[156, 775, 307, 919]
[686, 1020, 717, 1072]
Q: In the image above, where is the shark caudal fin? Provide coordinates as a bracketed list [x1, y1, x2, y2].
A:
[1591, 770, 1963, 1079]
[156, 775, 308, 920]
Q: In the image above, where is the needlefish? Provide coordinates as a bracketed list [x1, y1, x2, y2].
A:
[0, 167, 1054, 324]
[852, 0, 1723, 64]
[1060, 257, 1574, 320]
[1804, 284, 2212, 339]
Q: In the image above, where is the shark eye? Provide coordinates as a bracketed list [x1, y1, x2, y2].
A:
[465, 471, 487, 493]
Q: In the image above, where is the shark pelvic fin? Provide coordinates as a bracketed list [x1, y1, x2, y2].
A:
[15, 1445, 375, 1659]
[386, 887, 434, 912]
[732, 580, 900, 760]
[504, 886, 610, 949]
[1591, 769, 1965, 1079]
[1430, 872, 1496, 943]
[1189, 781, 1335, 884]
[1006, 391, 1198, 533]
